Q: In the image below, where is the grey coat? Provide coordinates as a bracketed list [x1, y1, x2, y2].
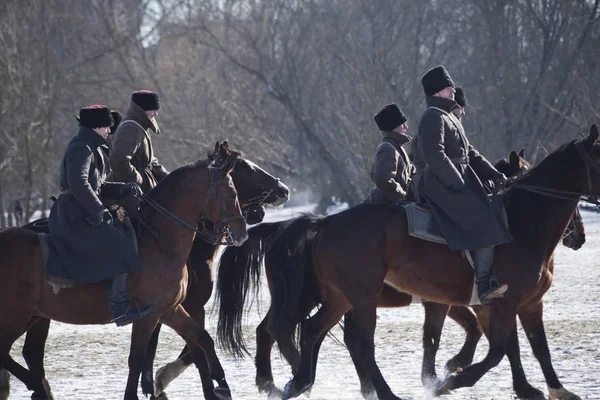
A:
[364, 131, 414, 204]
[109, 100, 168, 193]
[412, 96, 513, 250]
[47, 127, 141, 284]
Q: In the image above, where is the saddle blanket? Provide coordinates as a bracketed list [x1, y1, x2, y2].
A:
[401, 203, 481, 306]
[38, 233, 75, 294]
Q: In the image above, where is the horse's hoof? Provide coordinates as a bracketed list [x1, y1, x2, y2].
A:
[549, 387, 582, 400]
[514, 382, 545, 400]
[435, 374, 456, 396]
[141, 372, 154, 397]
[214, 386, 232, 400]
[150, 394, 168, 400]
[282, 380, 311, 400]
[256, 375, 275, 393]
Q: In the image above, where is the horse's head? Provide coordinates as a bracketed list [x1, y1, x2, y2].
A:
[211, 141, 290, 224]
[494, 149, 530, 178]
[202, 155, 249, 247]
[562, 207, 585, 250]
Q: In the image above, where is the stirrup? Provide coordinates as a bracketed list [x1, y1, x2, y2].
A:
[111, 304, 152, 327]
[479, 283, 508, 305]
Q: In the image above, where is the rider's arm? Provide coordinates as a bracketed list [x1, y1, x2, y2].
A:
[109, 125, 146, 187]
[150, 157, 169, 182]
[418, 112, 464, 190]
[65, 143, 105, 217]
[373, 143, 406, 202]
[468, 145, 502, 181]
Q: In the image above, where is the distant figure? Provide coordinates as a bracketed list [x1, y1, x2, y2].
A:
[14, 200, 24, 226]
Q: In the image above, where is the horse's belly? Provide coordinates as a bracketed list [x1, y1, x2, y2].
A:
[38, 282, 113, 325]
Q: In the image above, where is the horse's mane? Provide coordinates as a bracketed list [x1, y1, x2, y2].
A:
[510, 139, 577, 186]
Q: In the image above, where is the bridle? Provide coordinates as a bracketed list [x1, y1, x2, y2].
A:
[562, 214, 584, 240]
[139, 166, 244, 246]
[501, 141, 600, 206]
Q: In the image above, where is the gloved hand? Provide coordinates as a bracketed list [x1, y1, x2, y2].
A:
[127, 182, 144, 199]
[490, 172, 509, 194]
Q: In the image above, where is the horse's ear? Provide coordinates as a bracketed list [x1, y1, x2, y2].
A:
[585, 124, 599, 148]
[518, 148, 525, 158]
[509, 151, 520, 169]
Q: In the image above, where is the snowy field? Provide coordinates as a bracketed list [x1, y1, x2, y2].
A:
[6, 206, 600, 399]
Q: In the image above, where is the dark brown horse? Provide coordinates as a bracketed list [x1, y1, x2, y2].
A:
[0, 143, 290, 400]
[0, 148, 248, 400]
[212, 150, 587, 399]
[265, 127, 600, 400]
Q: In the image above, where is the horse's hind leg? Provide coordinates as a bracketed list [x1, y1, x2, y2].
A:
[154, 346, 194, 398]
[255, 310, 277, 392]
[282, 295, 349, 400]
[519, 302, 581, 400]
[444, 305, 482, 374]
[22, 317, 54, 399]
[421, 302, 450, 386]
[160, 305, 230, 400]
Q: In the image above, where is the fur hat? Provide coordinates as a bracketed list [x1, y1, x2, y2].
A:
[78, 105, 113, 129]
[110, 110, 122, 135]
[421, 65, 455, 96]
[131, 90, 160, 111]
[454, 86, 467, 108]
[373, 103, 407, 131]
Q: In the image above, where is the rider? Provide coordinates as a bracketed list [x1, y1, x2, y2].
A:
[109, 90, 168, 194]
[412, 66, 513, 304]
[48, 105, 151, 326]
[364, 103, 414, 204]
[452, 86, 467, 121]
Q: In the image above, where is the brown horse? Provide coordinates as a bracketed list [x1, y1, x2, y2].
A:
[266, 126, 600, 400]
[212, 150, 586, 399]
[0, 143, 290, 400]
[0, 148, 248, 400]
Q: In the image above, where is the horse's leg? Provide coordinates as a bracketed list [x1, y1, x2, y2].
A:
[444, 305, 482, 374]
[255, 309, 277, 392]
[154, 345, 194, 399]
[343, 310, 375, 399]
[282, 296, 349, 400]
[123, 317, 159, 400]
[141, 324, 161, 397]
[0, 368, 8, 400]
[421, 302, 450, 386]
[438, 302, 516, 394]
[343, 300, 402, 400]
[519, 302, 581, 400]
[22, 318, 54, 399]
[160, 305, 231, 400]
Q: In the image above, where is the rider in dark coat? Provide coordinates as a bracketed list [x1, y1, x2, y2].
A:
[364, 103, 414, 203]
[412, 67, 513, 304]
[48, 105, 150, 326]
[109, 90, 168, 193]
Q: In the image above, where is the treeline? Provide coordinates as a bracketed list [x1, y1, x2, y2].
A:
[1, 0, 599, 225]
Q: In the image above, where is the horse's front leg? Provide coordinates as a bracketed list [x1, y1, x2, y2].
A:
[420, 302, 450, 386]
[160, 305, 230, 400]
[519, 301, 582, 400]
[22, 317, 54, 399]
[124, 317, 159, 400]
[141, 323, 161, 397]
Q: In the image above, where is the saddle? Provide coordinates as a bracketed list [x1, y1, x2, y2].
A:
[399, 201, 481, 306]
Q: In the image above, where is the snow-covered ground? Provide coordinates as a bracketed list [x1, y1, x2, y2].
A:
[6, 208, 600, 400]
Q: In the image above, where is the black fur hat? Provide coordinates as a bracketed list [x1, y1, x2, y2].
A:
[78, 105, 113, 129]
[110, 110, 122, 135]
[454, 86, 467, 108]
[132, 90, 160, 111]
[421, 65, 455, 96]
[373, 103, 407, 131]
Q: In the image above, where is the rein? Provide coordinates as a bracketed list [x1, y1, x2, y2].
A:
[138, 166, 244, 246]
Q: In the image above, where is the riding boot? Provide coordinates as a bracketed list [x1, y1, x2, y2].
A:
[108, 273, 152, 327]
[471, 247, 508, 305]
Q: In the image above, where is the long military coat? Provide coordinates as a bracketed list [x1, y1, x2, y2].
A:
[412, 96, 513, 250]
[364, 131, 413, 204]
[47, 127, 141, 284]
[109, 100, 168, 193]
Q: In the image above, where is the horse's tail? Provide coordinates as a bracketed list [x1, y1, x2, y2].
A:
[215, 220, 291, 358]
[266, 213, 326, 359]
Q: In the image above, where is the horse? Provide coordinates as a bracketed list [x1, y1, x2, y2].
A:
[0, 142, 290, 400]
[265, 126, 600, 400]
[212, 149, 587, 398]
[0, 145, 248, 400]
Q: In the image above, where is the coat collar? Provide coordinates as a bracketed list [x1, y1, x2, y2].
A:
[76, 126, 109, 148]
[124, 100, 161, 135]
[382, 130, 411, 147]
[426, 96, 459, 113]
